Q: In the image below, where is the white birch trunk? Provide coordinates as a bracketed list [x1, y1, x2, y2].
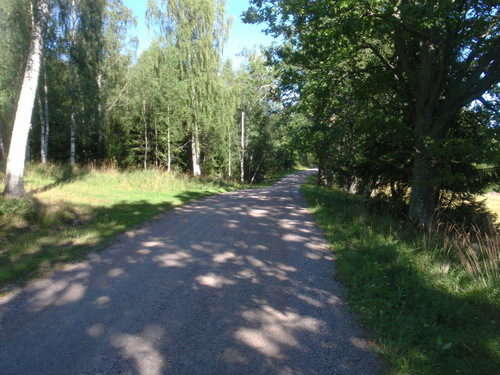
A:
[42, 68, 49, 163]
[143, 98, 148, 171]
[190, 81, 201, 177]
[97, 72, 103, 158]
[228, 127, 231, 180]
[240, 111, 245, 186]
[192, 125, 201, 177]
[154, 117, 158, 170]
[167, 105, 171, 174]
[4, 0, 49, 197]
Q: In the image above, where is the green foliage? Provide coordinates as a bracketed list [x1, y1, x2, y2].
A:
[301, 178, 500, 375]
[246, 0, 500, 225]
[0, 0, 299, 188]
[0, 196, 37, 220]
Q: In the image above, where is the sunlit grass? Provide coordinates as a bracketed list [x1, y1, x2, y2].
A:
[0, 163, 241, 292]
[484, 192, 500, 223]
[301, 177, 500, 375]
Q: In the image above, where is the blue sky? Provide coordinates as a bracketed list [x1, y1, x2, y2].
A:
[121, 0, 276, 68]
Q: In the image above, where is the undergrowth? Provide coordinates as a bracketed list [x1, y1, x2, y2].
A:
[301, 177, 499, 375]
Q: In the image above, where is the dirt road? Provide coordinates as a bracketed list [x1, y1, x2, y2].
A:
[0, 170, 380, 374]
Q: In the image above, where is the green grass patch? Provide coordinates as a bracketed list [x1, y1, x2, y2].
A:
[301, 177, 499, 375]
[0, 164, 241, 292]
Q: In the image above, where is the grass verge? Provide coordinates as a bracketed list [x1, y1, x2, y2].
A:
[300, 177, 499, 375]
[0, 164, 241, 293]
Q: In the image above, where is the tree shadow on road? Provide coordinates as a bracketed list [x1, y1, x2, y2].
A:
[0, 171, 381, 374]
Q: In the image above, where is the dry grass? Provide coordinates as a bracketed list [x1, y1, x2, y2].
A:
[484, 192, 500, 223]
[443, 224, 500, 286]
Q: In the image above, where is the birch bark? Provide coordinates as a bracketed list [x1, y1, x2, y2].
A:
[4, 0, 49, 197]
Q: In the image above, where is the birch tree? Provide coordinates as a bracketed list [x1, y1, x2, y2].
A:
[3, 0, 49, 197]
[148, 0, 230, 176]
[38, 66, 49, 164]
[69, 0, 78, 164]
[0, 0, 33, 163]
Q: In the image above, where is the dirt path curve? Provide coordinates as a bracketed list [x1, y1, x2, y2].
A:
[0, 170, 380, 375]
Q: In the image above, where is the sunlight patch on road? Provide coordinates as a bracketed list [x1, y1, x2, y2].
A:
[107, 268, 125, 278]
[235, 304, 324, 359]
[86, 323, 104, 338]
[253, 244, 268, 251]
[142, 241, 164, 248]
[245, 256, 292, 281]
[279, 218, 302, 229]
[153, 251, 191, 268]
[248, 209, 270, 218]
[282, 233, 308, 243]
[111, 325, 165, 375]
[213, 251, 238, 263]
[92, 295, 111, 309]
[296, 294, 324, 308]
[235, 269, 260, 284]
[195, 273, 236, 288]
[276, 263, 297, 273]
[55, 282, 87, 305]
[27, 267, 90, 310]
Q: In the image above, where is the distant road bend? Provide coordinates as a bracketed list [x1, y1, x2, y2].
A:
[0, 170, 380, 374]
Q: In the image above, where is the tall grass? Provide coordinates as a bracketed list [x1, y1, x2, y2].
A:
[443, 224, 499, 287]
[301, 177, 499, 375]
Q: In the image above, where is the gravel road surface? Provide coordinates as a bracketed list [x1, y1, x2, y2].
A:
[0, 170, 380, 374]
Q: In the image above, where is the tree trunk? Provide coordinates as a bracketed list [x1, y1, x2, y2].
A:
[190, 82, 201, 177]
[407, 68, 444, 227]
[167, 105, 171, 173]
[393, 27, 446, 227]
[25, 131, 31, 162]
[250, 155, 264, 185]
[408, 133, 440, 227]
[38, 64, 49, 165]
[97, 72, 103, 158]
[142, 98, 148, 171]
[38, 92, 46, 163]
[0, 119, 6, 164]
[228, 127, 231, 180]
[240, 111, 245, 186]
[42, 68, 49, 163]
[192, 125, 201, 177]
[70, 0, 77, 164]
[154, 117, 158, 170]
[4, 0, 49, 197]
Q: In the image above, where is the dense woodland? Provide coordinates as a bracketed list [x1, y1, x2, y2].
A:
[0, 0, 303, 194]
[244, 0, 500, 226]
[1, 0, 499, 227]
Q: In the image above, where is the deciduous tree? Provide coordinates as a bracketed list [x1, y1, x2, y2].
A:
[3, 0, 49, 197]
